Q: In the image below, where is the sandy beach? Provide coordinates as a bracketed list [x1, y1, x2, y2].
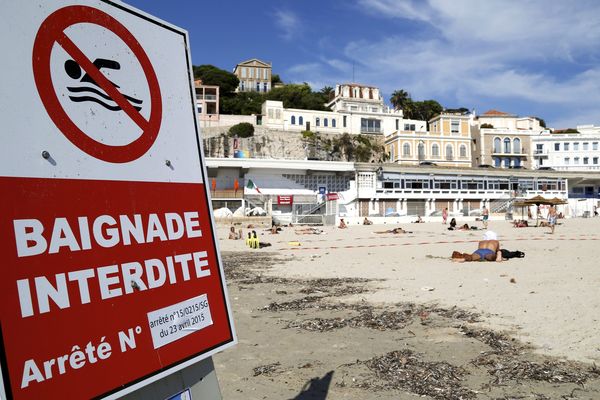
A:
[213, 217, 600, 399]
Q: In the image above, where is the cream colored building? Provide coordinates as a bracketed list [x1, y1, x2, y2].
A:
[233, 58, 272, 93]
[385, 112, 472, 167]
[261, 83, 421, 136]
[472, 110, 548, 168]
[194, 79, 219, 126]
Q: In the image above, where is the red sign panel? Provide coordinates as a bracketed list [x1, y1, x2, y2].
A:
[277, 195, 294, 205]
[0, 1, 235, 399]
[0, 178, 233, 399]
[326, 193, 340, 201]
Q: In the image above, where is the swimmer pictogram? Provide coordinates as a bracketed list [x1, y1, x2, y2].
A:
[32, 5, 162, 163]
[64, 58, 143, 111]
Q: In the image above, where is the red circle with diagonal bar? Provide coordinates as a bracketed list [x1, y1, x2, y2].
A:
[32, 5, 162, 163]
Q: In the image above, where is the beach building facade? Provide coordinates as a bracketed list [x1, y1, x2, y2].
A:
[205, 158, 577, 223]
[531, 125, 600, 171]
[233, 58, 272, 93]
[385, 112, 473, 167]
[261, 83, 425, 136]
[194, 79, 219, 125]
[472, 110, 548, 169]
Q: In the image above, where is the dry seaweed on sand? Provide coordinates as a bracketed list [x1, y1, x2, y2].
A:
[487, 359, 600, 386]
[430, 305, 481, 323]
[356, 349, 476, 400]
[460, 326, 523, 354]
[261, 296, 329, 312]
[286, 304, 422, 332]
[252, 362, 282, 377]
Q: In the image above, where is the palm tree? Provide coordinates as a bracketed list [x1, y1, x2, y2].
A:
[320, 86, 335, 102]
[390, 89, 413, 117]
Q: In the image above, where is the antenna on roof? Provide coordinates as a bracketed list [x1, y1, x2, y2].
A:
[352, 62, 355, 83]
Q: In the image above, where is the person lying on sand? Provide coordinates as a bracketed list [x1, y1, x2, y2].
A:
[363, 217, 373, 225]
[513, 219, 529, 228]
[412, 216, 424, 223]
[295, 227, 325, 235]
[451, 240, 503, 262]
[374, 227, 413, 234]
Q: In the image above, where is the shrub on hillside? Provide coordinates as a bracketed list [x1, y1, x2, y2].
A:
[228, 122, 254, 138]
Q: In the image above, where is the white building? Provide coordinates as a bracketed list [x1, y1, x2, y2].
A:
[532, 125, 600, 171]
[261, 83, 426, 136]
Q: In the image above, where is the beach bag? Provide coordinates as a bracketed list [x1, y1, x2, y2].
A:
[501, 249, 525, 259]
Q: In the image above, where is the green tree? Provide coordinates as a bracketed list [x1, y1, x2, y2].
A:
[410, 100, 443, 122]
[390, 89, 413, 113]
[320, 86, 335, 101]
[221, 91, 264, 115]
[228, 122, 254, 138]
[271, 74, 282, 85]
[265, 83, 330, 111]
[534, 117, 547, 128]
[192, 65, 239, 95]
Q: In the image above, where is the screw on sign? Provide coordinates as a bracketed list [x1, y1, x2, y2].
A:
[32, 5, 162, 163]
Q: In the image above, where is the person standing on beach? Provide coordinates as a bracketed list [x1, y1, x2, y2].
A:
[548, 205, 557, 234]
[442, 207, 448, 224]
[482, 206, 489, 229]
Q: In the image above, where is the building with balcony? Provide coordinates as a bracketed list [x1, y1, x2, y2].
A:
[194, 79, 219, 127]
[531, 125, 600, 171]
[385, 112, 473, 167]
[261, 83, 423, 136]
[472, 110, 548, 168]
[233, 58, 272, 93]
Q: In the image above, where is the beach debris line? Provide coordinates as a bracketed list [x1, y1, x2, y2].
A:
[252, 362, 282, 377]
[355, 349, 476, 400]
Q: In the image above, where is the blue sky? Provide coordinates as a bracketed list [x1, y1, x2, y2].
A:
[127, 0, 600, 129]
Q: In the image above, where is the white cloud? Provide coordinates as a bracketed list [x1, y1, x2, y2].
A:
[285, 0, 600, 127]
[273, 9, 301, 41]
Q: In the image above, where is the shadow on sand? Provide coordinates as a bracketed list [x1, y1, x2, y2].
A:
[292, 370, 334, 400]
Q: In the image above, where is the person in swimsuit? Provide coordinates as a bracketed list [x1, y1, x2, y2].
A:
[451, 240, 502, 262]
[482, 206, 489, 229]
[548, 205, 557, 234]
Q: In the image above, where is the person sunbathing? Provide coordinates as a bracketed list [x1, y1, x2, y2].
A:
[338, 218, 348, 229]
[451, 240, 503, 262]
[513, 219, 529, 228]
[295, 227, 324, 235]
[374, 227, 412, 234]
[363, 217, 373, 225]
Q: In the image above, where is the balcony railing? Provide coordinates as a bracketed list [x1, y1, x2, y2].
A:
[446, 155, 454, 161]
[196, 94, 217, 100]
[491, 147, 528, 156]
[361, 127, 383, 134]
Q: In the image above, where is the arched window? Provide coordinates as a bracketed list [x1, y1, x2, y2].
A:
[493, 157, 501, 167]
[324, 118, 328, 127]
[513, 138, 521, 154]
[504, 137, 511, 153]
[459, 144, 467, 158]
[291, 115, 296, 125]
[503, 157, 511, 168]
[418, 142, 425, 159]
[299, 116, 304, 126]
[332, 119, 336, 128]
[432, 144, 440, 157]
[403, 143, 411, 156]
[446, 144, 454, 160]
[316, 117, 320, 127]
[493, 137, 501, 153]
[514, 157, 521, 167]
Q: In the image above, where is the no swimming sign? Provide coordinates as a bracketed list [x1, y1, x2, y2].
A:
[0, 1, 236, 399]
